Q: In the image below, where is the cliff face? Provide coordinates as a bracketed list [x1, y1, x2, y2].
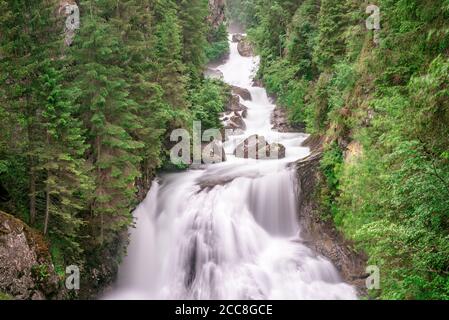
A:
[0, 211, 61, 299]
[295, 137, 368, 296]
[208, 0, 226, 28]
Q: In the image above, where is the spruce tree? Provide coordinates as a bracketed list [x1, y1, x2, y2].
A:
[118, 0, 169, 194]
[0, 0, 92, 258]
[153, 0, 188, 112]
[313, 0, 347, 71]
[177, 0, 209, 80]
[70, 0, 144, 245]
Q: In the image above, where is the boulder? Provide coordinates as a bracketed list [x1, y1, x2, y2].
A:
[267, 142, 286, 159]
[224, 114, 247, 131]
[231, 85, 252, 101]
[233, 135, 286, 160]
[225, 94, 248, 116]
[237, 38, 254, 57]
[0, 211, 61, 300]
[232, 34, 244, 43]
[201, 140, 226, 164]
[58, 1, 80, 47]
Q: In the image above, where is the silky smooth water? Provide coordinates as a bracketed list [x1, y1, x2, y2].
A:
[105, 36, 357, 300]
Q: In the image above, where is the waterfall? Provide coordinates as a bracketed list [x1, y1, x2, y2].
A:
[104, 35, 357, 300]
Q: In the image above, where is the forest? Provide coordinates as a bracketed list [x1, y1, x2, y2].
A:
[1, 0, 448, 301]
[0, 0, 230, 297]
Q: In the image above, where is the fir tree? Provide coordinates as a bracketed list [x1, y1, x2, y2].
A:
[70, 0, 144, 245]
[313, 0, 347, 71]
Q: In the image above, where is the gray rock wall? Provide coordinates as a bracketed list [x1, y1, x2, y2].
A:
[295, 137, 368, 296]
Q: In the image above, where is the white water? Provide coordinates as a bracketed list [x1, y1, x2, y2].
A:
[105, 36, 357, 300]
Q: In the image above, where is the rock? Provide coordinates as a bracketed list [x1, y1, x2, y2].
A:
[204, 68, 224, 80]
[252, 79, 263, 87]
[232, 34, 244, 43]
[271, 106, 304, 132]
[267, 143, 286, 159]
[300, 134, 325, 151]
[344, 141, 363, 164]
[234, 135, 268, 159]
[237, 38, 254, 57]
[207, 0, 226, 29]
[58, 1, 80, 47]
[201, 140, 226, 164]
[233, 135, 286, 160]
[231, 85, 252, 101]
[0, 211, 61, 300]
[224, 114, 247, 131]
[294, 143, 368, 296]
[225, 94, 248, 116]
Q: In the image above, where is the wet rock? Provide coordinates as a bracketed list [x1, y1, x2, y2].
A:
[233, 135, 286, 160]
[252, 79, 263, 87]
[237, 38, 254, 57]
[267, 143, 286, 159]
[225, 94, 248, 116]
[231, 85, 252, 101]
[271, 106, 304, 133]
[294, 141, 368, 296]
[232, 34, 244, 43]
[0, 211, 61, 300]
[224, 114, 247, 131]
[201, 140, 227, 164]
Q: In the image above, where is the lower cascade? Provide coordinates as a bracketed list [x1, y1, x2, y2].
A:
[105, 35, 357, 300]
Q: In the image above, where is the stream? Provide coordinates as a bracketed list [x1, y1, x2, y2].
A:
[104, 34, 357, 300]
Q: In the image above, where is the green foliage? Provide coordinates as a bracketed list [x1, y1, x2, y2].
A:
[31, 264, 50, 283]
[205, 23, 230, 62]
[190, 79, 228, 130]
[233, 0, 449, 299]
[313, 0, 347, 71]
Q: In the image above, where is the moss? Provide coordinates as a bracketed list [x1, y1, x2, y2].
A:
[0, 210, 51, 263]
[0, 292, 13, 300]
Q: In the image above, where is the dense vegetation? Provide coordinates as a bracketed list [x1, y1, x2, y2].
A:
[0, 0, 229, 293]
[231, 0, 449, 299]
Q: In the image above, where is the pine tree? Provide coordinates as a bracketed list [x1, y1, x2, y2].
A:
[117, 0, 169, 195]
[177, 0, 209, 80]
[313, 0, 347, 71]
[153, 0, 188, 112]
[0, 0, 93, 258]
[286, 0, 320, 80]
[38, 63, 93, 257]
[70, 0, 144, 245]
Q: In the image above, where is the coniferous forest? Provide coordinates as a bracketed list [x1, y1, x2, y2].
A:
[0, 0, 449, 302]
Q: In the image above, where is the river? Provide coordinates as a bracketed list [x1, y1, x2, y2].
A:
[104, 34, 357, 300]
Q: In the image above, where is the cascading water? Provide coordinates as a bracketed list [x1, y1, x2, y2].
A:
[105, 35, 357, 300]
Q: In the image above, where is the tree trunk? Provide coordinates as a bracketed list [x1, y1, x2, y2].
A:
[43, 132, 51, 235]
[96, 135, 104, 244]
[43, 182, 50, 235]
[29, 165, 36, 225]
